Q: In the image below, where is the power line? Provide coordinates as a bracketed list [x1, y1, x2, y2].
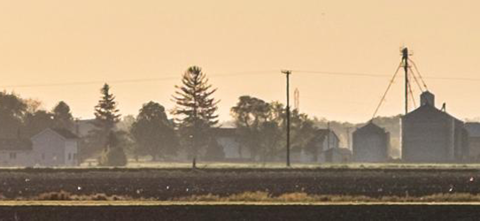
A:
[292, 69, 480, 82]
[3, 68, 480, 89]
[291, 70, 392, 78]
[371, 61, 403, 119]
[0, 71, 277, 89]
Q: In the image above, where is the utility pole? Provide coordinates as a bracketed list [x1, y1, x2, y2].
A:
[346, 127, 351, 149]
[402, 47, 409, 115]
[282, 70, 292, 167]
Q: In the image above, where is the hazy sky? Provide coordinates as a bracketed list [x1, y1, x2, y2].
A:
[1, 0, 480, 123]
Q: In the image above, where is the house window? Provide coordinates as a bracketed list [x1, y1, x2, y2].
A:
[9, 153, 16, 160]
[68, 153, 72, 160]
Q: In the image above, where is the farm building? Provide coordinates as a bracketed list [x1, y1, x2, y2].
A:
[323, 147, 352, 163]
[0, 139, 34, 167]
[352, 122, 390, 162]
[0, 128, 79, 167]
[30, 128, 79, 167]
[402, 91, 469, 163]
[295, 129, 346, 163]
[465, 122, 480, 160]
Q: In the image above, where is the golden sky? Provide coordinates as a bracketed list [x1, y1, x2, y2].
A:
[0, 0, 479, 123]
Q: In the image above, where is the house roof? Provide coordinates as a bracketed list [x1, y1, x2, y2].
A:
[31, 128, 79, 141]
[52, 128, 78, 139]
[0, 138, 32, 151]
[465, 122, 480, 137]
[354, 121, 387, 135]
[403, 103, 462, 123]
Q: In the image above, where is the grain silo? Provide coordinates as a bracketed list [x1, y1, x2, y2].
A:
[402, 91, 468, 162]
[352, 122, 390, 162]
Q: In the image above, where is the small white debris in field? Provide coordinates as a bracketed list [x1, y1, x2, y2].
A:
[470, 177, 474, 182]
[77, 186, 82, 191]
[24, 178, 30, 182]
[166, 186, 170, 190]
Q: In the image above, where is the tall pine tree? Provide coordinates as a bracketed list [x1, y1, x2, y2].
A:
[94, 84, 121, 133]
[81, 84, 121, 161]
[172, 66, 219, 167]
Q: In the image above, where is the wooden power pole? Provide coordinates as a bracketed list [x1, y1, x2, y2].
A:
[402, 47, 409, 115]
[282, 70, 292, 167]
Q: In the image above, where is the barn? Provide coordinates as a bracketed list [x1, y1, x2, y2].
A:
[352, 122, 390, 162]
[402, 91, 468, 163]
[296, 129, 343, 163]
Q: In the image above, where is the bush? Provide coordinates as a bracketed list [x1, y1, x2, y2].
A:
[99, 146, 127, 166]
[99, 132, 128, 166]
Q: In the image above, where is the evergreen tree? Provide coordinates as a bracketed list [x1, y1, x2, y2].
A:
[81, 84, 121, 161]
[172, 66, 219, 167]
[52, 101, 74, 131]
[131, 102, 178, 160]
[94, 84, 121, 133]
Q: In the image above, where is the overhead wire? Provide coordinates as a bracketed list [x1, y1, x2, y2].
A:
[0, 71, 277, 89]
[408, 67, 425, 92]
[408, 79, 417, 109]
[371, 61, 403, 119]
[408, 59, 428, 90]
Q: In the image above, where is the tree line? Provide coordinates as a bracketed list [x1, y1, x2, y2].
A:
[0, 66, 402, 166]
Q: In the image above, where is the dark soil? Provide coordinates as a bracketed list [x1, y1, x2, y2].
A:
[0, 204, 479, 221]
[0, 168, 479, 199]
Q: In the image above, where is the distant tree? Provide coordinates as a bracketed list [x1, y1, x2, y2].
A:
[81, 84, 121, 161]
[24, 98, 42, 114]
[23, 110, 54, 137]
[204, 138, 225, 161]
[131, 102, 178, 161]
[0, 92, 27, 138]
[172, 66, 219, 167]
[93, 84, 121, 133]
[116, 115, 136, 132]
[231, 96, 270, 160]
[290, 110, 317, 152]
[99, 132, 127, 166]
[232, 96, 317, 163]
[259, 101, 284, 163]
[52, 101, 74, 131]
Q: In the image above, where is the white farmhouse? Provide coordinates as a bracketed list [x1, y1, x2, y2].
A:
[0, 139, 34, 167]
[30, 128, 79, 167]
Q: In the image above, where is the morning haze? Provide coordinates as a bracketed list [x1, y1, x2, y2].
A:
[0, 0, 479, 123]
